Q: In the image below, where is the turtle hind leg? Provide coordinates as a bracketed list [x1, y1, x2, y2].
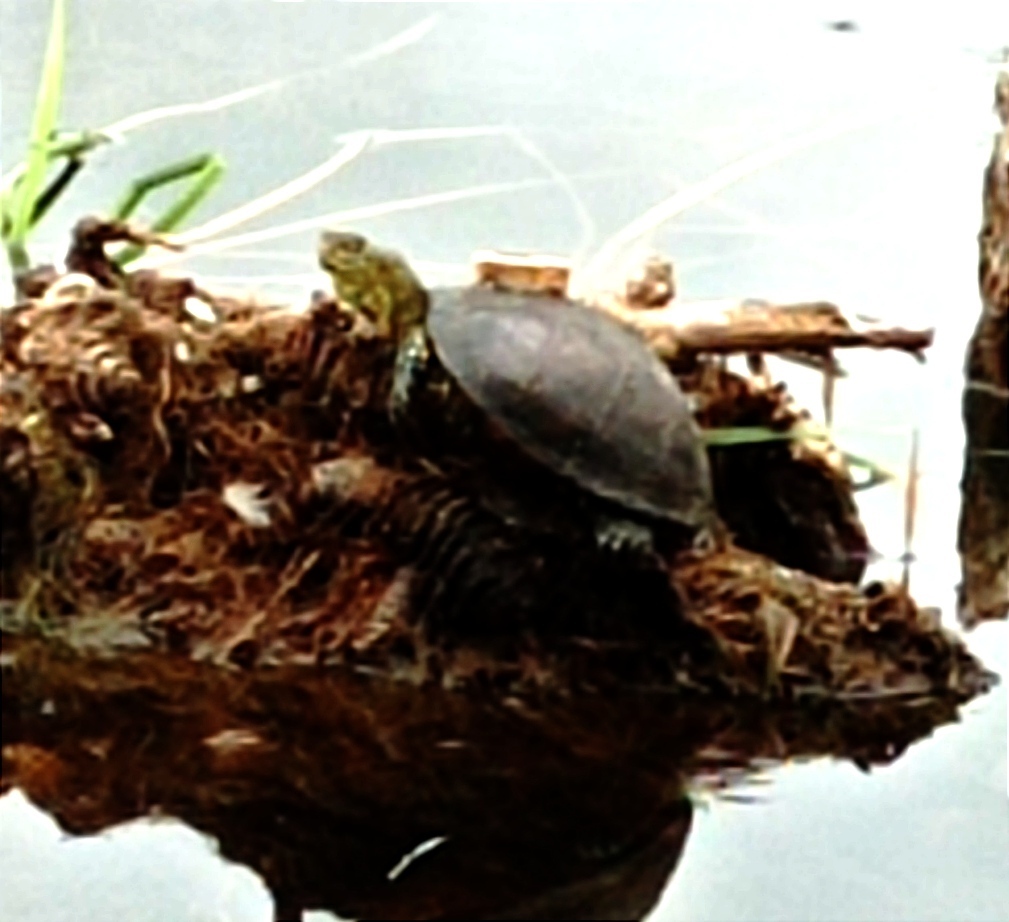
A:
[593, 514, 659, 561]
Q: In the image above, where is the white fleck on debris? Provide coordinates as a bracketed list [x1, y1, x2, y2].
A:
[202, 727, 264, 754]
[239, 375, 264, 393]
[222, 482, 272, 528]
[184, 295, 218, 323]
[70, 413, 115, 443]
[386, 835, 448, 881]
[39, 273, 100, 306]
[311, 456, 374, 502]
[174, 341, 191, 362]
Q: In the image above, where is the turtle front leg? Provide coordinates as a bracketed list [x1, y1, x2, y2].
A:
[390, 325, 432, 427]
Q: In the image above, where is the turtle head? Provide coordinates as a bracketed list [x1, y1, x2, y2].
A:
[318, 229, 428, 342]
[318, 229, 368, 271]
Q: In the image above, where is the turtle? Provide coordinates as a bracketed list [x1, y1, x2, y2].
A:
[318, 231, 717, 554]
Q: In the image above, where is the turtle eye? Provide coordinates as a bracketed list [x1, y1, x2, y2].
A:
[339, 232, 367, 253]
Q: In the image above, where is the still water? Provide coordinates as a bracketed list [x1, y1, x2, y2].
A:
[1, 1, 1007, 920]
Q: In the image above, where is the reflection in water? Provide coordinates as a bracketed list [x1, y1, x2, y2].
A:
[0, 639, 986, 922]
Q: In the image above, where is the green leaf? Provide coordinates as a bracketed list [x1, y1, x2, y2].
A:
[6, 0, 66, 261]
[702, 422, 897, 491]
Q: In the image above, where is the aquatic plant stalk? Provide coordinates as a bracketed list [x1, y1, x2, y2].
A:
[901, 428, 920, 593]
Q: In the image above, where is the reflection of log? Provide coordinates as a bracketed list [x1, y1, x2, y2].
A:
[957, 71, 1009, 628]
[600, 298, 933, 362]
[0, 639, 985, 922]
[0, 642, 696, 922]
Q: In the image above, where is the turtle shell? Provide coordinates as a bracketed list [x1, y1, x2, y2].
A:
[426, 287, 714, 529]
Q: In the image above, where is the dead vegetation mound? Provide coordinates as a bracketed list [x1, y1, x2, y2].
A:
[0, 219, 994, 704]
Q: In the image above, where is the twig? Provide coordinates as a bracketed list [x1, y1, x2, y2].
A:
[607, 299, 934, 361]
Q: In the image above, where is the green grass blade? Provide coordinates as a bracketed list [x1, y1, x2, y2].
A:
[702, 426, 801, 446]
[2, 130, 114, 200]
[6, 0, 66, 259]
[703, 423, 897, 491]
[147, 155, 226, 233]
[114, 154, 226, 265]
[111, 153, 220, 221]
[28, 155, 84, 229]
